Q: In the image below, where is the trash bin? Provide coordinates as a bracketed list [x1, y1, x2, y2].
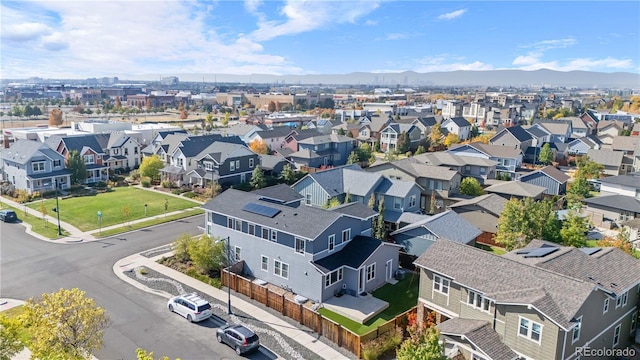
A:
[395, 269, 405, 280]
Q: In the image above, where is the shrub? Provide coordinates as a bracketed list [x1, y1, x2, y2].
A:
[161, 181, 176, 188]
[95, 180, 108, 189]
[141, 177, 151, 188]
[129, 169, 140, 180]
[361, 327, 403, 360]
[183, 191, 198, 199]
[139, 267, 148, 275]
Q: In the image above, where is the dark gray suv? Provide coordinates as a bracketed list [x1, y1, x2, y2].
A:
[0, 210, 17, 223]
[216, 324, 260, 355]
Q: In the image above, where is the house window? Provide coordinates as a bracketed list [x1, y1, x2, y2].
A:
[616, 292, 626, 308]
[572, 316, 582, 344]
[235, 160, 240, 169]
[604, 298, 609, 314]
[230, 161, 235, 171]
[295, 238, 305, 254]
[83, 155, 94, 164]
[249, 158, 254, 168]
[433, 275, 450, 295]
[518, 317, 542, 343]
[262, 228, 269, 240]
[632, 311, 638, 335]
[248, 224, 255, 236]
[465, 165, 470, 172]
[393, 197, 401, 210]
[261, 256, 269, 271]
[53, 160, 61, 167]
[613, 324, 621, 346]
[342, 228, 351, 243]
[623, 291, 629, 306]
[274, 260, 289, 279]
[32, 161, 45, 172]
[234, 219, 241, 231]
[325, 268, 344, 287]
[271, 230, 277, 242]
[234, 246, 241, 261]
[134, 147, 138, 154]
[480, 167, 486, 174]
[467, 290, 491, 312]
[124, 148, 129, 156]
[205, 162, 214, 171]
[366, 263, 375, 282]
[328, 235, 335, 252]
[409, 195, 416, 208]
[305, 193, 311, 205]
[227, 217, 233, 229]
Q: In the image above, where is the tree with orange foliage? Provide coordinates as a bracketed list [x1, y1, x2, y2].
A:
[180, 110, 188, 119]
[597, 227, 634, 255]
[249, 139, 269, 154]
[48, 108, 64, 126]
[397, 310, 444, 360]
[115, 97, 122, 110]
[267, 101, 276, 112]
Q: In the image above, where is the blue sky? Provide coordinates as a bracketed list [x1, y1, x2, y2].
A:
[1, 1, 639, 79]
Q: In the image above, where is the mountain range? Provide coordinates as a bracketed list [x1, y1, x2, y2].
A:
[128, 69, 640, 88]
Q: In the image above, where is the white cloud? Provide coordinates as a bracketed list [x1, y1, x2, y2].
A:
[413, 54, 493, 72]
[437, 9, 467, 21]
[364, 19, 378, 26]
[521, 37, 576, 51]
[1, 22, 52, 41]
[385, 33, 410, 40]
[511, 54, 633, 71]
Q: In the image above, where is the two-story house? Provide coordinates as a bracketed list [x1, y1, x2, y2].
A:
[201, 187, 402, 303]
[567, 136, 601, 156]
[448, 193, 507, 245]
[442, 117, 472, 141]
[518, 165, 570, 196]
[582, 173, 640, 227]
[46, 134, 109, 184]
[246, 126, 294, 150]
[289, 133, 355, 168]
[539, 121, 572, 143]
[448, 142, 523, 180]
[411, 116, 440, 139]
[185, 142, 260, 187]
[94, 132, 141, 171]
[490, 126, 533, 154]
[587, 149, 630, 176]
[1, 139, 71, 194]
[357, 115, 393, 147]
[282, 128, 323, 153]
[366, 157, 462, 212]
[379, 123, 422, 153]
[415, 239, 640, 360]
[414, 152, 497, 183]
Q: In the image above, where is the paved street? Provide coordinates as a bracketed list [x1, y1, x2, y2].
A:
[0, 214, 272, 360]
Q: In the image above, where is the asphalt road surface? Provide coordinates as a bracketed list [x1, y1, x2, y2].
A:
[1, 215, 277, 360]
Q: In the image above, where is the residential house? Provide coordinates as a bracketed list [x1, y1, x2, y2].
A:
[356, 115, 393, 146]
[366, 157, 462, 212]
[282, 128, 323, 153]
[186, 141, 259, 187]
[258, 154, 293, 176]
[289, 133, 355, 169]
[389, 210, 481, 258]
[94, 132, 141, 171]
[597, 120, 624, 145]
[304, 119, 334, 135]
[331, 122, 360, 138]
[582, 175, 640, 227]
[225, 123, 265, 144]
[46, 134, 109, 184]
[609, 136, 636, 156]
[246, 126, 294, 150]
[448, 142, 523, 179]
[557, 117, 590, 138]
[587, 149, 630, 176]
[442, 100, 463, 119]
[201, 187, 402, 303]
[524, 124, 551, 147]
[539, 121, 572, 143]
[1, 139, 71, 194]
[579, 110, 599, 132]
[415, 239, 640, 360]
[448, 194, 507, 245]
[484, 181, 546, 200]
[489, 125, 533, 154]
[518, 165, 570, 196]
[411, 116, 440, 138]
[442, 117, 472, 141]
[567, 136, 600, 156]
[379, 123, 422, 153]
[141, 130, 187, 158]
[413, 152, 497, 183]
[599, 173, 640, 197]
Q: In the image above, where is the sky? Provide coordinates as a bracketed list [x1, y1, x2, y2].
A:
[1, 1, 639, 79]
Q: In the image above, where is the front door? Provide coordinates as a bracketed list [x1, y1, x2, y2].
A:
[358, 268, 365, 294]
[386, 259, 393, 281]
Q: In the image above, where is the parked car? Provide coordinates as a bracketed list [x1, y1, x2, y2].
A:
[0, 210, 18, 223]
[216, 324, 260, 355]
[167, 293, 212, 323]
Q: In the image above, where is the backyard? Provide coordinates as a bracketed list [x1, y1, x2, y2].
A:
[318, 274, 419, 335]
[26, 187, 200, 231]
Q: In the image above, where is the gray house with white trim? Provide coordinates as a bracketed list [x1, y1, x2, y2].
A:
[202, 187, 402, 303]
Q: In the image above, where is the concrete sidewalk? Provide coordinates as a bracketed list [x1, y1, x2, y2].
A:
[114, 250, 348, 360]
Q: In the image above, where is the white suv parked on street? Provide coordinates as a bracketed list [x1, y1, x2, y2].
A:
[167, 293, 212, 323]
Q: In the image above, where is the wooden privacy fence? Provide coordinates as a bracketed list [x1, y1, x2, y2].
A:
[222, 269, 417, 358]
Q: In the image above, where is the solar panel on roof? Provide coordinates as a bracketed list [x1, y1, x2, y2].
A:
[523, 247, 559, 258]
[242, 202, 281, 218]
[515, 249, 531, 254]
[579, 247, 602, 255]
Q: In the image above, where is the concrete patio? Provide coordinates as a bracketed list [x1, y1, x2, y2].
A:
[322, 293, 389, 324]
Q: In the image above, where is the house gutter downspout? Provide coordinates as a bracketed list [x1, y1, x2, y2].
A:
[561, 329, 567, 360]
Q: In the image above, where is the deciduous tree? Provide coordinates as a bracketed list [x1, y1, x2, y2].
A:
[396, 321, 445, 360]
[280, 164, 296, 184]
[136, 348, 181, 360]
[22, 288, 110, 360]
[49, 108, 64, 126]
[67, 150, 87, 185]
[347, 151, 360, 164]
[396, 131, 410, 154]
[560, 209, 589, 247]
[0, 314, 25, 360]
[495, 198, 561, 250]
[267, 101, 276, 112]
[597, 227, 633, 255]
[459, 177, 484, 196]
[444, 132, 460, 147]
[249, 139, 269, 154]
[538, 143, 553, 165]
[414, 145, 426, 155]
[139, 155, 164, 183]
[429, 123, 443, 146]
[187, 234, 226, 274]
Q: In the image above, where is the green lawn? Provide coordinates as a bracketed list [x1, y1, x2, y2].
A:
[318, 274, 419, 335]
[27, 187, 200, 231]
[0, 203, 69, 239]
[475, 243, 507, 255]
[96, 209, 204, 237]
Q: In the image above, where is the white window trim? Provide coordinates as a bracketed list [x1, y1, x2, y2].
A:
[433, 274, 450, 296]
[325, 268, 344, 288]
[604, 298, 609, 314]
[328, 234, 335, 252]
[467, 290, 492, 313]
[249, 158, 254, 168]
[274, 260, 289, 279]
[616, 295, 623, 309]
[295, 238, 305, 255]
[234, 246, 241, 261]
[366, 263, 376, 282]
[613, 324, 621, 346]
[623, 291, 629, 307]
[32, 161, 45, 172]
[271, 230, 277, 242]
[631, 311, 638, 335]
[248, 223, 255, 236]
[518, 316, 543, 344]
[572, 316, 582, 344]
[261, 255, 269, 272]
[305, 193, 312, 205]
[230, 161, 235, 171]
[342, 228, 351, 243]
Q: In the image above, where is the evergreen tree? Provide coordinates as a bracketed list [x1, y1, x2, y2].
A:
[396, 131, 410, 154]
[347, 151, 360, 164]
[250, 165, 266, 189]
[67, 150, 87, 185]
[280, 164, 296, 184]
[374, 198, 387, 240]
[368, 193, 376, 209]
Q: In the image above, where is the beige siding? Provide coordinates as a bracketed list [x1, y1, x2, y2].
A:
[418, 269, 461, 316]
[458, 288, 494, 323]
[502, 306, 560, 360]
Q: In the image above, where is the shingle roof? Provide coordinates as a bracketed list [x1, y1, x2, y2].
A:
[414, 239, 595, 330]
[451, 142, 522, 159]
[446, 116, 471, 128]
[303, 164, 362, 197]
[288, 128, 323, 141]
[586, 149, 624, 167]
[202, 189, 342, 240]
[251, 184, 303, 204]
[485, 181, 546, 198]
[448, 193, 507, 217]
[342, 168, 383, 197]
[493, 125, 533, 142]
[2, 139, 61, 164]
[256, 126, 295, 139]
[289, 148, 321, 159]
[178, 134, 245, 158]
[46, 134, 105, 155]
[520, 165, 570, 184]
[374, 177, 420, 198]
[391, 210, 481, 244]
[611, 136, 637, 152]
[297, 133, 354, 145]
[196, 142, 255, 163]
[330, 202, 377, 219]
[412, 116, 438, 127]
[540, 121, 570, 135]
[457, 211, 500, 233]
[583, 194, 640, 213]
[598, 173, 640, 188]
[558, 116, 588, 130]
[259, 154, 289, 171]
[374, 157, 459, 181]
[524, 124, 550, 138]
[414, 152, 498, 167]
[437, 318, 518, 360]
[311, 236, 396, 273]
